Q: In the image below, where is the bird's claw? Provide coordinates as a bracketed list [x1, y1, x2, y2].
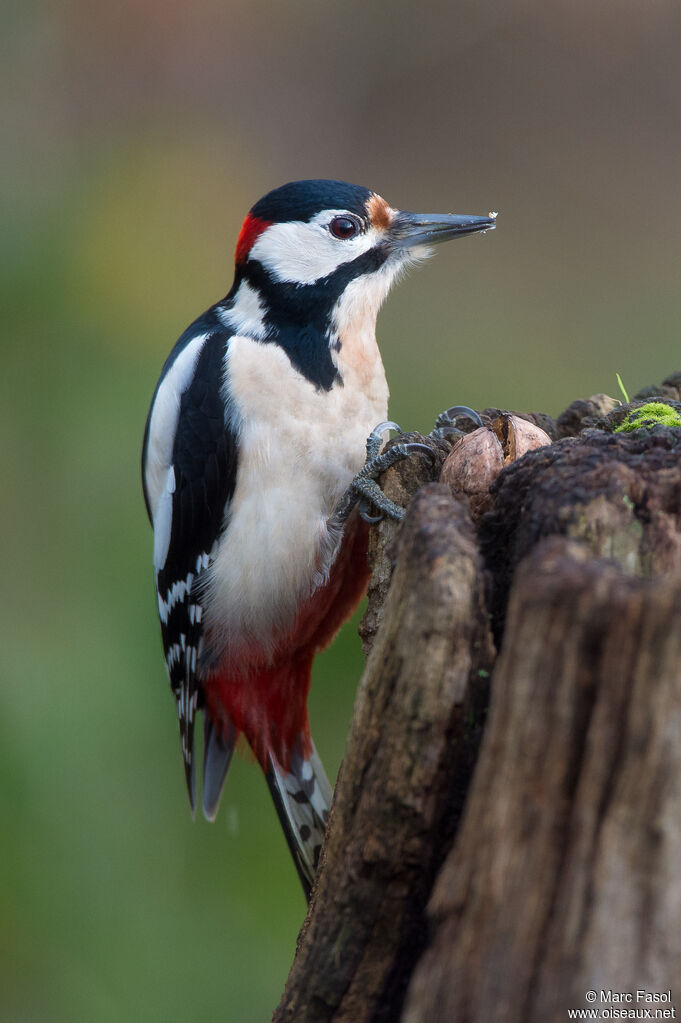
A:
[334, 422, 434, 526]
[358, 497, 386, 524]
[403, 441, 438, 461]
[431, 404, 483, 441]
[365, 420, 402, 461]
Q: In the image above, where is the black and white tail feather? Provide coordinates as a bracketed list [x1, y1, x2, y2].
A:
[266, 742, 333, 900]
[200, 701, 333, 899]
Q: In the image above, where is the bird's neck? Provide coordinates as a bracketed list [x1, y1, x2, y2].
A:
[219, 258, 395, 393]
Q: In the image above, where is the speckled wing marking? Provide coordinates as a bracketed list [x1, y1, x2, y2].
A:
[143, 320, 238, 807]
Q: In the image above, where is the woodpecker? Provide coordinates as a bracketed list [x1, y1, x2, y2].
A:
[142, 179, 495, 898]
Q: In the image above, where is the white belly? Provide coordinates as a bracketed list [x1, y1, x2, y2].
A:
[203, 330, 389, 665]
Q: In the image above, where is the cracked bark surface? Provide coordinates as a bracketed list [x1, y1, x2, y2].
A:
[403, 538, 681, 1023]
[273, 380, 681, 1023]
[273, 484, 495, 1023]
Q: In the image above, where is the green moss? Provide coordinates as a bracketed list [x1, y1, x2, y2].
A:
[614, 402, 681, 433]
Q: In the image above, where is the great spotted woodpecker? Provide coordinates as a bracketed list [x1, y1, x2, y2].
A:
[142, 179, 495, 898]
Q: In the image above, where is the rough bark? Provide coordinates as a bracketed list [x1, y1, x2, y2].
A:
[357, 432, 447, 656]
[273, 485, 495, 1023]
[274, 380, 681, 1023]
[403, 538, 681, 1023]
[479, 426, 681, 640]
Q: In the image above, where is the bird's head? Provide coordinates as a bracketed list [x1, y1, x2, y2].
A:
[221, 179, 496, 374]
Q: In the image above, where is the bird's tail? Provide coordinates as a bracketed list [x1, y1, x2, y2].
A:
[266, 740, 333, 900]
[202, 715, 237, 821]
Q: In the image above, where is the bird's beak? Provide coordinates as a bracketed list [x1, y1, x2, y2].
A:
[389, 209, 497, 250]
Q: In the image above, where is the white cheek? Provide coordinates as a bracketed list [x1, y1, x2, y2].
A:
[249, 218, 382, 285]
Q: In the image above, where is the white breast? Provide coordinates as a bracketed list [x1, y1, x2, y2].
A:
[203, 310, 389, 667]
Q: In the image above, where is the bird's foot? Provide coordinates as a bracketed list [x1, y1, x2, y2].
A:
[333, 421, 434, 526]
[430, 404, 483, 442]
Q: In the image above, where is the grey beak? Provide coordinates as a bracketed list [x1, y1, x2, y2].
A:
[390, 209, 497, 249]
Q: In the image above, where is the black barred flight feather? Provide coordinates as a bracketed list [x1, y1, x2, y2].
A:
[142, 315, 238, 808]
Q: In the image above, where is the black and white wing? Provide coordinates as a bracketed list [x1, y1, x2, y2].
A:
[142, 313, 238, 808]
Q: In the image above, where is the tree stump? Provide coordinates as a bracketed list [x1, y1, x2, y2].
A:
[274, 378, 681, 1023]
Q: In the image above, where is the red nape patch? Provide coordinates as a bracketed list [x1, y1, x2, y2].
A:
[234, 214, 272, 264]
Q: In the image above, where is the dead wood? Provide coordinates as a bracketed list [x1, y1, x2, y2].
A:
[403, 537, 681, 1022]
[273, 485, 494, 1023]
[274, 379, 681, 1023]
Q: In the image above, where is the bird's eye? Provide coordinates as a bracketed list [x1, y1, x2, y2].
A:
[329, 215, 360, 240]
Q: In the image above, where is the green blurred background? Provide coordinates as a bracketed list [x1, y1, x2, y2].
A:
[2, 1, 680, 1019]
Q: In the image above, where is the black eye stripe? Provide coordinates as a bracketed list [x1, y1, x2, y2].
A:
[329, 215, 361, 240]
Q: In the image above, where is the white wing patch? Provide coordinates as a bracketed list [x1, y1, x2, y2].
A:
[153, 465, 175, 571]
[144, 333, 209, 526]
